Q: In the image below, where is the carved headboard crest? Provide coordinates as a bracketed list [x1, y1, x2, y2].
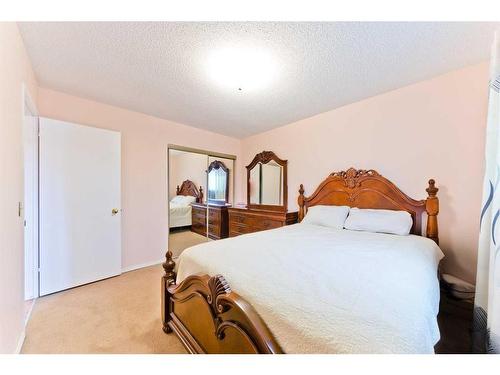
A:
[330, 168, 380, 189]
[176, 179, 203, 203]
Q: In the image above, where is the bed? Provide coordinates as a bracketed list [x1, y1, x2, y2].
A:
[169, 180, 203, 229]
[161, 168, 442, 353]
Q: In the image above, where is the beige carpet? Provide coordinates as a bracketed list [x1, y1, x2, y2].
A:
[169, 229, 210, 258]
[21, 265, 187, 354]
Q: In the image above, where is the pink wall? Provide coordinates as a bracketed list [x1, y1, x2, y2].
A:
[0, 23, 38, 353]
[241, 62, 489, 284]
[37, 88, 242, 271]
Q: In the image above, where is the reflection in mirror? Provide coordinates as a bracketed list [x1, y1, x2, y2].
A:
[208, 168, 225, 200]
[207, 160, 229, 205]
[249, 161, 283, 206]
[249, 166, 260, 204]
[168, 149, 209, 260]
[168, 149, 235, 259]
[246, 151, 288, 212]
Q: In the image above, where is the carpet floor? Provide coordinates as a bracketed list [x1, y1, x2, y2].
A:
[169, 229, 210, 258]
[21, 265, 187, 354]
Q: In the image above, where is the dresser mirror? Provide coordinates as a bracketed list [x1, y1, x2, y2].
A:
[207, 160, 229, 205]
[246, 151, 288, 212]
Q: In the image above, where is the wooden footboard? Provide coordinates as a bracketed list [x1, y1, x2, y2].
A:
[161, 250, 283, 354]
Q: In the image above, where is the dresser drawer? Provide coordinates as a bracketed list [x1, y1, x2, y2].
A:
[229, 219, 250, 237]
[208, 223, 220, 237]
[193, 207, 220, 219]
[232, 218, 281, 232]
[208, 216, 221, 226]
[208, 209, 220, 219]
[191, 221, 206, 236]
[256, 218, 282, 231]
[192, 206, 206, 218]
[229, 221, 250, 234]
[192, 214, 206, 225]
[230, 211, 248, 224]
[190, 204, 230, 240]
[228, 208, 297, 237]
[192, 220, 221, 238]
[192, 210, 206, 219]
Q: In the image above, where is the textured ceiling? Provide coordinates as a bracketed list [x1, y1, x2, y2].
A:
[19, 22, 500, 138]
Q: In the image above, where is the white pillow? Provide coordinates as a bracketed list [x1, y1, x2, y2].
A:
[170, 195, 184, 204]
[301, 205, 350, 229]
[171, 195, 197, 205]
[344, 208, 413, 236]
[182, 195, 197, 204]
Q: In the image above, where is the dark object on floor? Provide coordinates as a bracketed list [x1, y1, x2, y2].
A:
[435, 284, 473, 353]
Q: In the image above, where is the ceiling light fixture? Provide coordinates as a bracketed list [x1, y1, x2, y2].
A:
[206, 46, 277, 92]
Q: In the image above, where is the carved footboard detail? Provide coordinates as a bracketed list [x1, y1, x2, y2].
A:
[161, 251, 283, 354]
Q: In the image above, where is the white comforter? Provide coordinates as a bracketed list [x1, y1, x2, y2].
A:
[176, 223, 444, 353]
[169, 202, 192, 228]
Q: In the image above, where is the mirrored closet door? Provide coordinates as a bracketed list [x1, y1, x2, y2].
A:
[167, 146, 235, 259]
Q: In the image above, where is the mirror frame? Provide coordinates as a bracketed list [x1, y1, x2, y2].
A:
[207, 160, 230, 204]
[246, 151, 288, 212]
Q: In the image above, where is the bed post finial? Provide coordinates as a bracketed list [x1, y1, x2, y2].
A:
[426, 179, 438, 197]
[176, 185, 180, 195]
[163, 250, 176, 285]
[298, 184, 305, 222]
[425, 179, 439, 244]
[161, 250, 176, 333]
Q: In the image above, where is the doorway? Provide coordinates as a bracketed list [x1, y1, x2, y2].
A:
[23, 88, 39, 302]
[167, 145, 235, 259]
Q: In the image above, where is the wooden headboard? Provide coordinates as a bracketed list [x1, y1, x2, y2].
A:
[297, 168, 439, 243]
[176, 180, 203, 203]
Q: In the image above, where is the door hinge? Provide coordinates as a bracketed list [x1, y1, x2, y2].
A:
[18, 202, 23, 217]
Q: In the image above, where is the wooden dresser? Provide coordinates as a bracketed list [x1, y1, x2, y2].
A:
[191, 203, 230, 240]
[227, 207, 298, 237]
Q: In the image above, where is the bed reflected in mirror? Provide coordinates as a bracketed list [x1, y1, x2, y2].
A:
[168, 148, 235, 260]
[168, 149, 209, 260]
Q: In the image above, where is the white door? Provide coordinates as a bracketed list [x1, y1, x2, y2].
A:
[39, 118, 121, 296]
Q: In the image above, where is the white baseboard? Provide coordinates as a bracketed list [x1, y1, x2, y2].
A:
[15, 298, 36, 354]
[15, 331, 26, 354]
[24, 299, 36, 326]
[121, 258, 164, 273]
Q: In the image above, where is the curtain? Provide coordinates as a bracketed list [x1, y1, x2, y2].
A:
[208, 167, 227, 201]
[474, 31, 500, 353]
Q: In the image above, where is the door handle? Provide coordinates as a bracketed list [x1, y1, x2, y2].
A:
[112, 208, 120, 215]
